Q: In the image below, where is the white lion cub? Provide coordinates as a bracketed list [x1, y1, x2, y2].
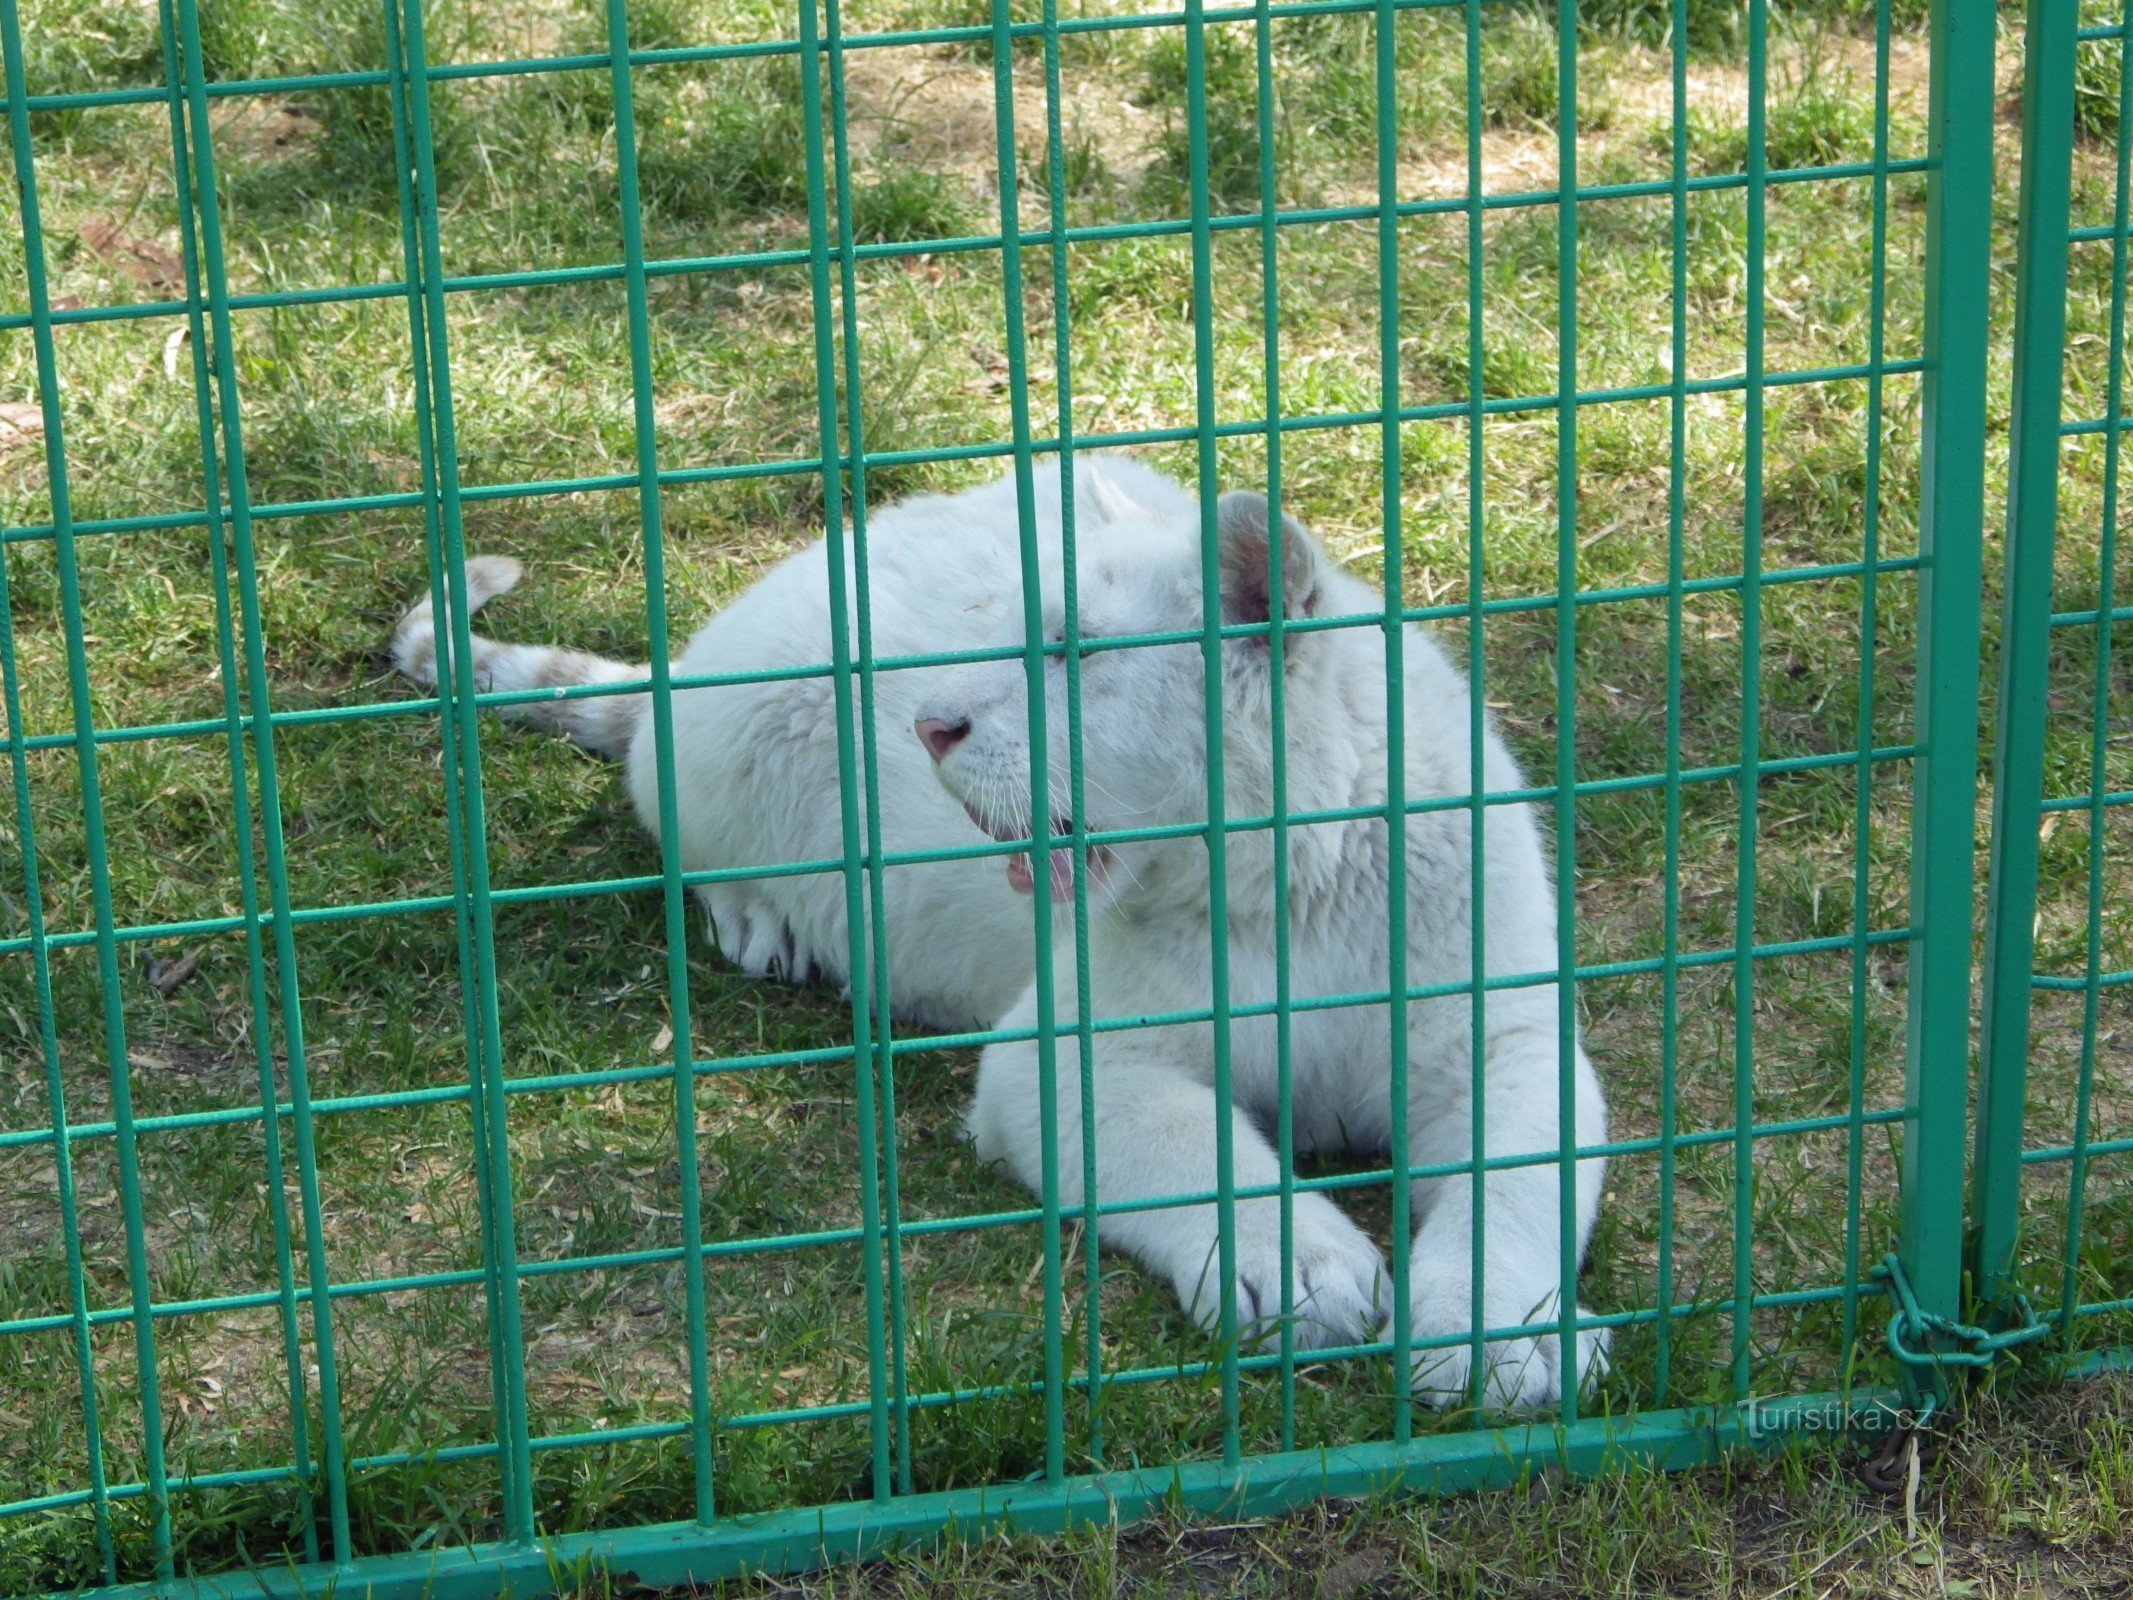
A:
[389, 457, 1608, 1408]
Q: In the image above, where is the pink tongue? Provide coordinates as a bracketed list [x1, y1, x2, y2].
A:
[1005, 851, 1076, 902]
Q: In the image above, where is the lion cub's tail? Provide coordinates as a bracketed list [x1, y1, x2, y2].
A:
[389, 556, 647, 760]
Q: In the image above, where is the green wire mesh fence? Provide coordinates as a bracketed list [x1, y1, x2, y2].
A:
[1980, 0, 2133, 1379]
[0, 0, 2120, 1591]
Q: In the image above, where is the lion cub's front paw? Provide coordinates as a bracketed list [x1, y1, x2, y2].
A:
[1402, 1289, 1609, 1411]
[1178, 1195, 1391, 1353]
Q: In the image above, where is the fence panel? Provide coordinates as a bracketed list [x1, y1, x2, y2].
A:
[1975, 0, 2133, 1368]
[0, 0, 2018, 1592]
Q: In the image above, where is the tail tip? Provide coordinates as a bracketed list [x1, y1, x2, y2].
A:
[390, 554, 525, 686]
[462, 554, 525, 606]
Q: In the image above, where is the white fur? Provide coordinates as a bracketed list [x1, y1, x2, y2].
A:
[388, 457, 1609, 1408]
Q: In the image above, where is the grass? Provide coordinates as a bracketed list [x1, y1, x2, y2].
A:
[2075, 32, 2123, 146]
[0, 0, 2129, 1592]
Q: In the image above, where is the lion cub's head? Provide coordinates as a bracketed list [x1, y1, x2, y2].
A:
[914, 464, 1340, 913]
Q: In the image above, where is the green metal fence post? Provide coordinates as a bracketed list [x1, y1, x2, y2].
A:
[1900, 0, 1995, 1400]
[169, 0, 360, 1555]
[1462, 0, 1491, 1416]
[1260, 0, 1300, 1433]
[153, 0, 320, 1551]
[1976, 0, 2077, 1316]
[1554, 0, 1586, 1425]
[389, 0, 540, 1537]
[796, 0, 897, 1503]
[1038, 0, 1106, 1474]
[1656, 0, 1689, 1409]
[1, 1, 175, 1572]
[601, 0, 718, 1521]
[378, 0, 519, 1511]
[1378, 0, 1413, 1447]
[1184, 0, 1244, 1468]
[819, 0, 918, 1493]
[1842, 0, 1897, 1384]
[1733, 0, 1769, 1408]
[0, 342, 117, 1595]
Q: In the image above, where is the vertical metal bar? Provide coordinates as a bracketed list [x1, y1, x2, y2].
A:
[1258, 0, 1298, 1449]
[0, 457, 114, 1588]
[600, 0, 717, 1520]
[379, 0, 516, 1509]
[154, 0, 317, 1547]
[1036, 0, 1103, 1471]
[1004, 0, 1063, 1484]
[1656, 0, 1688, 1409]
[1902, 0, 1995, 1380]
[1974, 0, 2074, 1315]
[794, 0, 893, 1504]
[2058, 14, 2133, 1336]
[1552, 0, 1582, 1425]
[1731, 0, 1768, 1406]
[0, 1, 174, 1571]
[1379, 0, 1413, 1450]
[169, 0, 356, 1555]
[1844, 0, 1896, 1374]
[1185, 0, 1242, 1467]
[819, 0, 912, 1498]
[1463, 0, 1489, 1409]
[389, 0, 537, 1536]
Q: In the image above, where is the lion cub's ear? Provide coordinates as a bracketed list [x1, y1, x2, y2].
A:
[1080, 460, 1147, 524]
[1216, 490, 1321, 631]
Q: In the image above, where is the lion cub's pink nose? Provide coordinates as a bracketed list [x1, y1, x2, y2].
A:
[914, 717, 970, 763]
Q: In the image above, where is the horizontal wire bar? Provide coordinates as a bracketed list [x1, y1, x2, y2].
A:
[2067, 1294, 2133, 1319]
[882, 1103, 1909, 1240]
[2061, 414, 2133, 437]
[2049, 603, 2133, 627]
[0, 922, 1916, 1156]
[2039, 789, 2133, 812]
[5, 551, 1921, 752]
[0, 736, 1913, 959]
[2022, 1134, 2133, 1164]
[0, 1100, 1906, 1338]
[0, 1276, 1882, 1522]
[0, 147, 1927, 341]
[0, 1418, 693, 1519]
[3, 736, 1909, 886]
[3, 920, 1916, 1151]
[16, 0, 1516, 114]
[3, 360, 1924, 549]
[684, 1277, 1871, 1418]
[1, 923, 1912, 1146]
[2031, 969, 2133, 990]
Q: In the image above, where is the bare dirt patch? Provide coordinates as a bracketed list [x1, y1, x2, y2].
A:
[840, 47, 1163, 208]
[208, 99, 323, 166]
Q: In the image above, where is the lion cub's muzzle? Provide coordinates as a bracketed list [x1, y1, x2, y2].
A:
[913, 717, 1113, 903]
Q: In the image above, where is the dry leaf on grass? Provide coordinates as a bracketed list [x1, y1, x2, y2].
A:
[965, 340, 1011, 392]
[0, 402, 43, 454]
[79, 218, 185, 293]
[144, 947, 206, 996]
